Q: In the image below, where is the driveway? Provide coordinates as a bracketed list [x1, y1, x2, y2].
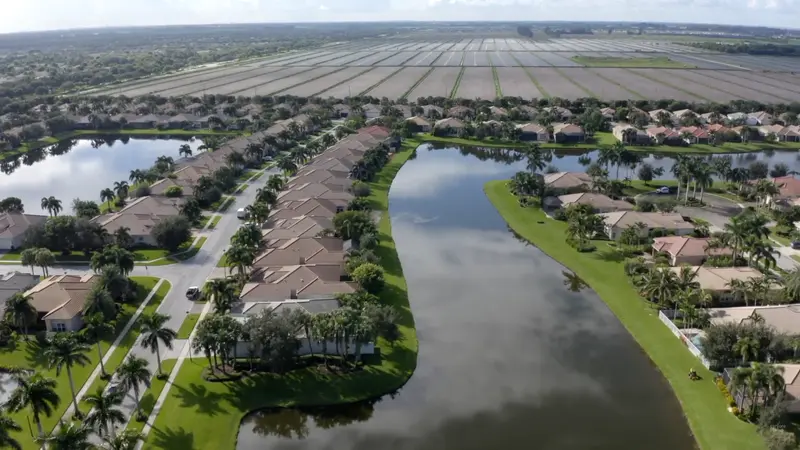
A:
[638, 191, 743, 230]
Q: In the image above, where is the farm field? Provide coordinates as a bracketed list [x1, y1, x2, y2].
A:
[90, 37, 800, 101]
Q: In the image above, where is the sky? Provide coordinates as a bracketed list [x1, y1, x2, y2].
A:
[0, 0, 796, 34]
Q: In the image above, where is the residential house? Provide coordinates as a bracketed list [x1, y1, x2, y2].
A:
[0, 213, 48, 250]
[724, 363, 800, 414]
[433, 117, 465, 136]
[93, 196, 184, 246]
[514, 105, 538, 120]
[678, 126, 710, 145]
[270, 198, 347, 221]
[392, 105, 413, 118]
[361, 104, 382, 120]
[26, 273, 97, 332]
[648, 109, 676, 125]
[304, 156, 358, 174]
[127, 114, 164, 129]
[447, 105, 474, 119]
[489, 106, 508, 119]
[612, 124, 649, 145]
[546, 192, 633, 213]
[749, 111, 773, 125]
[543, 172, 593, 194]
[600, 107, 615, 119]
[552, 123, 585, 143]
[768, 176, 800, 205]
[646, 126, 683, 145]
[262, 215, 335, 241]
[543, 106, 572, 120]
[673, 109, 698, 122]
[517, 123, 549, 142]
[277, 183, 353, 203]
[651, 236, 732, 266]
[710, 304, 800, 332]
[599, 211, 694, 240]
[252, 237, 346, 268]
[0, 272, 40, 311]
[727, 112, 759, 126]
[405, 116, 432, 133]
[677, 266, 774, 302]
[422, 105, 444, 119]
[759, 125, 800, 142]
[240, 264, 356, 303]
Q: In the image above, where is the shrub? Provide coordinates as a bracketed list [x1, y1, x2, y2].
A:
[351, 181, 371, 198]
[134, 185, 151, 198]
[152, 216, 192, 252]
[552, 208, 568, 221]
[351, 263, 385, 295]
[635, 198, 654, 212]
[164, 186, 183, 198]
[715, 376, 737, 408]
[761, 427, 797, 450]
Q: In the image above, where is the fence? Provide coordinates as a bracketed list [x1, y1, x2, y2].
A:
[658, 310, 712, 369]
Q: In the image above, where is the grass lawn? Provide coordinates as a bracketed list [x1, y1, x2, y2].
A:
[0, 277, 167, 450]
[771, 227, 794, 247]
[207, 216, 221, 230]
[1, 244, 188, 264]
[572, 56, 695, 68]
[126, 359, 178, 434]
[76, 278, 171, 413]
[484, 180, 764, 450]
[235, 183, 249, 194]
[622, 179, 735, 200]
[207, 195, 234, 212]
[176, 314, 201, 339]
[418, 132, 800, 155]
[143, 140, 419, 450]
[792, 255, 800, 264]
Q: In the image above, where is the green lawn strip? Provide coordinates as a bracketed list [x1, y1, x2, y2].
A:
[573, 56, 695, 68]
[126, 359, 178, 434]
[235, 183, 249, 194]
[401, 67, 434, 99]
[171, 237, 207, 262]
[483, 180, 764, 450]
[143, 142, 419, 450]
[792, 255, 800, 264]
[207, 195, 235, 212]
[1, 247, 172, 263]
[491, 66, 502, 97]
[624, 68, 711, 102]
[622, 179, 732, 198]
[216, 253, 230, 268]
[207, 215, 222, 230]
[450, 67, 466, 99]
[0, 277, 165, 450]
[176, 314, 201, 340]
[768, 226, 793, 247]
[587, 68, 645, 99]
[551, 67, 596, 97]
[517, 65, 549, 98]
[76, 278, 170, 413]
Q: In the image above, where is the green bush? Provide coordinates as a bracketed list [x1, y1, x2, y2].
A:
[164, 186, 184, 198]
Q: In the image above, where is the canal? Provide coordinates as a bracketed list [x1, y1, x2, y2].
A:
[236, 144, 696, 450]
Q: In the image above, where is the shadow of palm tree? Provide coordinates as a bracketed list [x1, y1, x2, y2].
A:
[172, 382, 226, 416]
[593, 248, 625, 263]
[150, 426, 195, 450]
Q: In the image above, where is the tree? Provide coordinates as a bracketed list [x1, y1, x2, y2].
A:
[255, 187, 278, 207]
[116, 356, 151, 420]
[178, 143, 192, 158]
[20, 247, 38, 274]
[244, 202, 270, 225]
[91, 245, 135, 276]
[637, 163, 656, 184]
[113, 180, 130, 201]
[37, 420, 93, 450]
[82, 314, 114, 378]
[152, 216, 192, 252]
[45, 333, 91, 417]
[179, 197, 202, 224]
[204, 278, 239, 314]
[0, 413, 22, 450]
[139, 313, 177, 377]
[332, 211, 377, 243]
[734, 335, 760, 364]
[83, 284, 116, 320]
[564, 205, 603, 250]
[113, 227, 134, 249]
[640, 267, 679, 307]
[41, 196, 63, 216]
[83, 387, 125, 438]
[6, 373, 60, 439]
[4, 293, 37, 338]
[0, 196, 24, 213]
[351, 263, 385, 294]
[267, 174, 285, 192]
[100, 430, 143, 450]
[35, 248, 55, 276]
[224, 244, 256, 280]
[770, 162, 789, 178]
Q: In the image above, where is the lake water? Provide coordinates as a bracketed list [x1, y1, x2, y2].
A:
[0, 137, 205, 216]
[236, 145, 696, 450]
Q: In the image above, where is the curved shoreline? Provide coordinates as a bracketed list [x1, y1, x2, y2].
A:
[483, 179, 765, 450]
[143, 142, 419, 450]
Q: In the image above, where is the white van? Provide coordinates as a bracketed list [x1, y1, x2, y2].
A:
[236, 208, 247, 220]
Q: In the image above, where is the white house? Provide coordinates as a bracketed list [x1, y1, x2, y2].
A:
[0, 213, 48, 250]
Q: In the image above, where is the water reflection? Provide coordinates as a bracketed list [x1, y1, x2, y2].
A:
[0, 136, 203, 215]
[562, 271, 588, 292]
[235, 145, 695, 450]
[240, 402, 377, 442]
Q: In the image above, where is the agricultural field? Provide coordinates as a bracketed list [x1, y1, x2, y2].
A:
[91, 37, 800, 101]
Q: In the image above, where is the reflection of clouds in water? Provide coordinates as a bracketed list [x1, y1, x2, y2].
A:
[390, 155, 510, 199]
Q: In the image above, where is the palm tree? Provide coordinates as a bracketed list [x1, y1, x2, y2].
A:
[723, 215, 750, 262]
[116, 356, 152, 420]
[45, 333, 91, 417]
[100, 188, 116, 210]
[178, 143, 192, 158]
[267, 174, 285, 192]
[128, 169, 146, 185]
[38, 420, 93, 450]
[4, 292, 37, 338]
[139, 313, 177, 377]
[224, 245, 255, 281]
[255, 187, 278, 207]
[6, 373, 60, 439]
[40, 196, 62, 216]
[113, 180, 129, 200]
[641, 267, 679, 307]
[734, 336, 760, 364]
[35, 248, 54, 277]
[100, 430, 143, 450]
[203, 278, 238, 314]
[0, 414, 22, 450]
[83, 387, 126, 437]
[244, 202, 269, 225]
[82, 313, 114, 378]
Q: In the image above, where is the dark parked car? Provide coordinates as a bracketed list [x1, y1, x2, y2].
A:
[792, 241, 800, 250]
[186, 286, 202, 301]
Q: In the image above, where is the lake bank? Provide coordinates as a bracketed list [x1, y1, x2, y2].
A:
[484, 179, 765, 450]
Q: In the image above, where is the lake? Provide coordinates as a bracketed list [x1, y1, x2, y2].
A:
[236, 144, 696, 450]
[0, 136, 205, 216]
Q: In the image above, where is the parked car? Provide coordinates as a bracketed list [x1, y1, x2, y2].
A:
[236, 208, 248, 220]
[655, 186, 671, 194]
[792, 241, 800, 250]
[186, 286, 203, 301]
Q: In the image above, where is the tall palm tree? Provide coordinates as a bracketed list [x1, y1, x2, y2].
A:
[40, 196, 62, 216]
[255, 187, 278, 207]
[203, 277, 239, 314]
[734, 336, 759, 364]
[641, 267, 679, 307]
[113, 180, 129, 200]
[6, 373, 60, 439]
[38, 420, 93, 450]
[0, 414, 22, 450]
[116, 357, 151, 420]
[44, 333, 91, 417]
[100, 430, 143, 450]
[267, 174, 285, 192]
[100, 188, 116, 210]
[82, 313, 114, 377]
[224, 245, 255, 281]
[83, 387, 126, 437]
[139, 313, 177, 376]
[3, 292, 37, 338]
[244, 202, 269, 225]
[35, 248, 54, 276]
[723, 215, 750, 262]
[128, 169, 146, 185]
[178, 143, 192, 158]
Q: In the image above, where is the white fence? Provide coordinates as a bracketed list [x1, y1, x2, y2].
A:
[658, 311, 712, 369]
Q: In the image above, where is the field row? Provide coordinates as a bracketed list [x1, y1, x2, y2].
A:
[104, 65, 800, 102]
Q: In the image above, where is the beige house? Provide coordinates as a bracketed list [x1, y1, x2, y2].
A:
[552, 123, 585, 143]
[543, 172, 593, 194]
[270, 198, 347, 221]
[517, 123, 549, 142]
[709, 304, 800, 332]
[547, 192, 633, 213]
[405, 116, 431, 132]
[673, 266, 770, 301]
[433, 117, 465, 135]
[612, 124, 649, 144]
[240, 264, 356, 302]
[277, 183, 353, 202]
[0, 213, 48, 250]
[252, 237, 346, 268]
[262, 215, 335, 241]
[26, 273, 97, 332]
[93, 196, 185, 246]
[652, 236, 732, 266]
[447, 105, 473, 119]
[599, 211, 694, 240]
